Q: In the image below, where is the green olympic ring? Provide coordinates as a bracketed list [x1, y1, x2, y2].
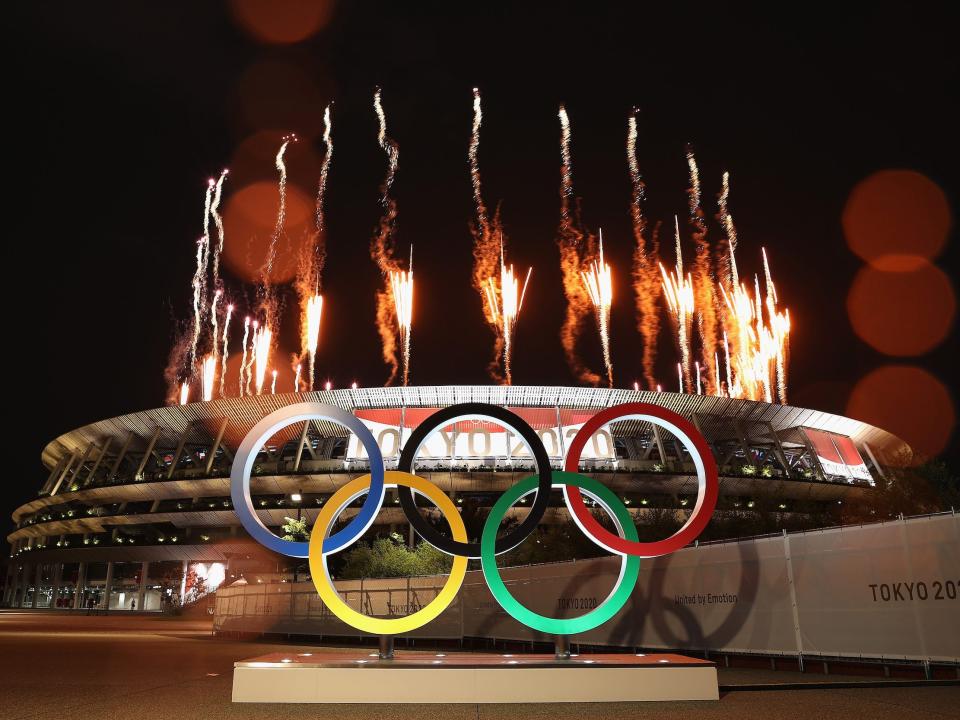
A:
[480, 471, 641, 635]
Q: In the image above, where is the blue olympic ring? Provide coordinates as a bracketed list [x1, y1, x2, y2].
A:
[229, 402, 385, 558]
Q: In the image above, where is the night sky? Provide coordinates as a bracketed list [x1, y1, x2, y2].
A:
[7, 3, 957, 540]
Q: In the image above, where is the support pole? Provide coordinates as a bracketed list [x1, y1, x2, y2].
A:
[554, 634, 571, 660]
[137, 561, 149, 611]
[82, 438, 112, 487]
[103, 561, 115, 611]
[134, 428, 162, 480]
[73, 563, 86, 610]
[32, 564, 42, 608]
[205, 419, 229, 475]
[378, 635, 395, 660]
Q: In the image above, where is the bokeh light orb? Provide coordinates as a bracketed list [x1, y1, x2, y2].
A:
[222, 181, 314, 284]
[847, 365, 955, 459]
[842, 170, 951, 268]
[846, 256, 955, 356]
[229, 0, 336, 45]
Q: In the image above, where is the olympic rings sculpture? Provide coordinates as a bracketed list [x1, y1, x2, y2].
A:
[230, 401, 719, 636]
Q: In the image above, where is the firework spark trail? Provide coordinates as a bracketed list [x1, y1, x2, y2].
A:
[184, 179, 216, 380]
[581, 232, 614, 388]
[316, 104, 334, 239]
[304, 294, 323, 390]
[219, 304, 234, 398]
[483, 241, 533, 385]
[201, 355, 216, 402]
[686, 147, 719, 395]
[256, 135, 295, 345]
[296, 103, 333, 391]
[661, 217, 694, 391]
[271, 370, 278, 395]
[627, 111, 662, 390]
[557, 104, 602, 386]
[209, 289, 222, 365]
[294, 364, 302, 392]
[468, 90, 532, 383]
[239, 316, 251, 396]
[389, 246, 414, 387]
[718, 172, 739, 287]
[370, 88, 405, 384]
[717, 251, 791, 403]
[253, 323, 272, 395]
[468, 88, 503, 378]
[469, 88, 490, 237]
[180, 382, 190, 406]
[210, 169, 228, 290]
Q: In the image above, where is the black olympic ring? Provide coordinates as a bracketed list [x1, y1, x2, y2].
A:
[396, 403, 553, 558]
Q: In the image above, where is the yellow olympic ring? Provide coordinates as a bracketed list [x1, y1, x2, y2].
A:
[308, 471, 468, 635]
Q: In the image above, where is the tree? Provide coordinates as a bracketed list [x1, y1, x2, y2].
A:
[281, 516, 309, 542]
[337, 533, 453, 579]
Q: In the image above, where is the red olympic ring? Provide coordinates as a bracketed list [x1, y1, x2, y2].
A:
[563, 402, 719, 558]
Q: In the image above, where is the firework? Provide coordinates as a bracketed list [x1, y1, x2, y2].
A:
[581, 232, 614, 387]
[186, 179, 216, 374]
[686, 146, 719, 395]
[209, 289, 222, 365]
[718, 172, 739, 287]
[716, 250, 791, 404]
[239, 316, 250, 397]
[210, 169, 228, 291]
[253, 322, 272, 395]
[557, 104, 602, 385]
[201, 355, 216, 402]
[390, 247, 414, 387]
[219, 304, 234, 398]
[469, 88, 515, 382]
[370, 88, 405, 384]
[483, 239, 533, 385]
[304, 294, 323, 390]
[294, 364, 302, 392]
[661, 218, 695, 391]
[271, 369, 278, 395]
[627, 110, 661, 390]
[297, 104, 333, 391]
[179, 381, 189, 406]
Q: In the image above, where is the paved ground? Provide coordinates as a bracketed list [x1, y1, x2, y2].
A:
[1, 612, 957, 719]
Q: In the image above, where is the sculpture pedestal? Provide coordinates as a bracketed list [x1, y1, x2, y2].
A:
[232, 651, 719, 703]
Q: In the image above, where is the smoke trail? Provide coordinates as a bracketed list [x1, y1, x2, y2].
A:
[685, 146, 719, 394]
[296, 103, 333, 390]
[557, 104, 602, 386]
[627, 110, 661, 390]
[370, 88, 405, 384]
[219, 304, 233, 398]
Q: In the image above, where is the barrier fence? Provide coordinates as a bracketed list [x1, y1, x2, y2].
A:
[214, 512, 959, 663]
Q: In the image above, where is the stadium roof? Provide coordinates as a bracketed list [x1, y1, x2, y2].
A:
[41, 385, 910, 471]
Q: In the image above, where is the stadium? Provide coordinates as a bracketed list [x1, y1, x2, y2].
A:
[3, 384, 908, 612]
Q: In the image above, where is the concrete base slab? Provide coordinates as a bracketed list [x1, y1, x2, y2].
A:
[232, 651, 719, 703]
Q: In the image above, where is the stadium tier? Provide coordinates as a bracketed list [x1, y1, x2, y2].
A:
[4, 386, 908, 610]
